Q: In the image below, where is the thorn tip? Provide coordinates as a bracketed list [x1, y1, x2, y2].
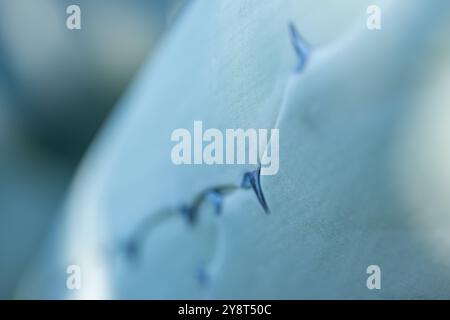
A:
[241, 168, 270, 214]
[289, 22, 310, 72]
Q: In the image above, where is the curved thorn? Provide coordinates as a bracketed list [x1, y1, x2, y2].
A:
[289, 22, 311, 72]
[179, 204, 198, 225]
[195, 264, 209, 286]
[206, 190, 224, 215]
[122, 237, 140, 262]
[241, 168, 270, 214]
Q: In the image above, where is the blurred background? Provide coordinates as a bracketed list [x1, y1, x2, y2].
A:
[0, 0, 186, 299]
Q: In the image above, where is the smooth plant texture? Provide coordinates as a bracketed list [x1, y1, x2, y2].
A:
[17, 0, 450, 299]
